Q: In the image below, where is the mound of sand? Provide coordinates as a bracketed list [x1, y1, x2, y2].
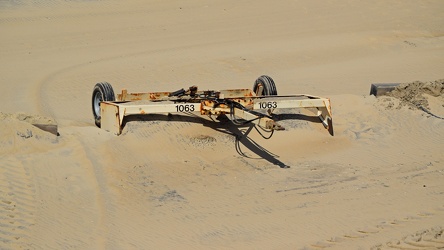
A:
[387, 79, 444, 109]
[0, 112, 57, 125]
[0, 113, 59, 156]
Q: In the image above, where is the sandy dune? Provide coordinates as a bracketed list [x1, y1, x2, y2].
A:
[1, 0, 443, 249]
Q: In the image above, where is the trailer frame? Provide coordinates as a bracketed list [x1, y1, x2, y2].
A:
[92, 76, 333, 136]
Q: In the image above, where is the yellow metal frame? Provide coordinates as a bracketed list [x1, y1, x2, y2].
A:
[100, 88, 333, 136]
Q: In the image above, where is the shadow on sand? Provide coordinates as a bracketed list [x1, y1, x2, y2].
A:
[122, 112, 323, 168]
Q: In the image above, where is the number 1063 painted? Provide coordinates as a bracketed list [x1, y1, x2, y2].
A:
[258, 102, 277, 109]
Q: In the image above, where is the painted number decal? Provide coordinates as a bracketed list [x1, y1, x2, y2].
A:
[258, 102, 277, 109]
[175, 104, 195, 112]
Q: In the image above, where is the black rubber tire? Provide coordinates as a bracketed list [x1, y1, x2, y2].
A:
[92, 82, 115, 127]
[253, 75, 277, 96]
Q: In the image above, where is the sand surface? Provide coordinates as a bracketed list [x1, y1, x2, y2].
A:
[1, 0, 443, 249]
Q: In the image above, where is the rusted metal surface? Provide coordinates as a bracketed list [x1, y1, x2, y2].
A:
[101, 101, 123, 135]
[117, 91, 171, 101]
[266, 120, 284, 131]
[99, 88, 334, 136]
[117, 88, 255, 102]
[149, 92, 171, 100]
[255, 84, 264, 96]
[232, 107, 284, 130]
[219, 89, 255, 97]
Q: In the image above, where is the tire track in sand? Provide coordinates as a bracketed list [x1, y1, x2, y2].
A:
[303, 205, 444, 250]
[0, 157, 36, 250]
[374, 226, 444, 250]
[64, 131, 116, 249]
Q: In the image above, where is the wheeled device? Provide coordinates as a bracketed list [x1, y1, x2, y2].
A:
[92, 75, 333, 136]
